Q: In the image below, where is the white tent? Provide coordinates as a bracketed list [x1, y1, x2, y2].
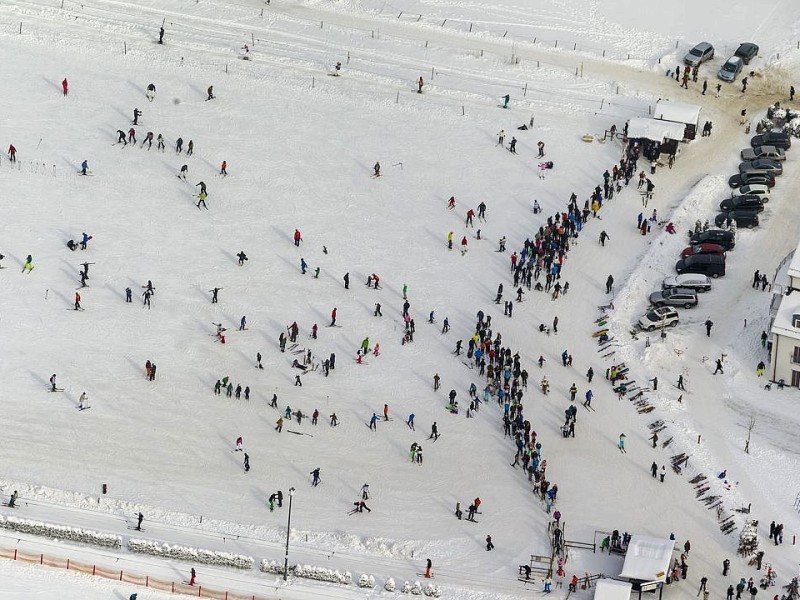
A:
[618, 535, 675, 583]
[626, 117, 686, 142]
[654, 100, 701, 126]
[594, 579, 633, 600]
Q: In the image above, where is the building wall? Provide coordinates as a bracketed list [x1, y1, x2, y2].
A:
[769, 332, 800, 386]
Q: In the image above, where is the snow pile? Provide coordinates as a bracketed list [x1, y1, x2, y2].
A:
[385, 577, 396, 592]
[358, 573, 376, 588]
[0, 515, 121, 549]
[423, 582, 442, 597]
[292, 564, 352, 585]
[127, 539, 253, 569]
[401, 581, 424, 595]
[259, 559, 287, 576]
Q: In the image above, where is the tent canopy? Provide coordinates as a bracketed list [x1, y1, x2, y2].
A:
[627, 117, 685, 142]
[618, 535, 675, 583]
[594, 579, 633, 600]
[654, 100, 701, 126]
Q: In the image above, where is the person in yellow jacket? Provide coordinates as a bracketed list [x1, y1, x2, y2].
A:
[447, 231, 454, 250]
[196, 190, 208, 210]
[22, 254, 34, 274]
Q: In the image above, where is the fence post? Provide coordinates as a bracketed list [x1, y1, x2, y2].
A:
[397, 11, 402, 18]
[441, 19, 446, 26]
[13, 549, 17, 560]
[92, 565, 96, 575]
[554, 40, 558, 48]
[431, 66, 434, 79]
[146, 576, 149, 586]
[19, 22, 22, 35]
[119, 570, 123, 581]
[347, 51, 350, 63]
[469, 23, 473, 32]
[320, 21, 323, 28]
[523, 83, 527, 96]
[66, 559, 70, 569]
[462, 106, 465, 116]
[225, 63, 228, 73]
[600, 99, 604, 110]
[396, 91, 399, 103]
[124, 42, 126, 54]
[312, 76, 314, 88]
[40, 554, 43, 565]
[573, 43, 576, 50]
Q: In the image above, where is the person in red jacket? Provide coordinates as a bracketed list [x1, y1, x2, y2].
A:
[7, 144, 16, 162]
[74, 292, 82, 310]
[62, 78, 69, 96]
[293, 229, 302, 247]
[330, 307, 337, 327]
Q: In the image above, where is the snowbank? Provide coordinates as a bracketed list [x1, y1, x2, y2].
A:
[127, 539, 253, 569]
[0, 515, 121, 549]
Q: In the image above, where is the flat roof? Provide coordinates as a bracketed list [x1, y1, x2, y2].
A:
[627, 117, 686, 142]
[654, 100, 701, 125]
[594, 579, 633, 600]
[618, 536, 674, 583]
[771, 290, 800, 342]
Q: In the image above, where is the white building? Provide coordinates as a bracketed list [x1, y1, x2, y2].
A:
[768, 246, 800, 386]
[653, 100, 702, 140]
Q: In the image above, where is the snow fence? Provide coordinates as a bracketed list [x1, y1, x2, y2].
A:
[128, 539, 253, 569]
[0, 515, 122, 549]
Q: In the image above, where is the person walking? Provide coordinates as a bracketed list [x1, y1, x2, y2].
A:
[485, 535, 494, 551]
[704, 319, 713, 337]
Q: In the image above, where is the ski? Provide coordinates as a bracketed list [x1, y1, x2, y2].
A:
[77, 407, 92, 411]
[287, 430, 314, 437]
[1, 503, 19, 508]
[47, 388, 65, 392]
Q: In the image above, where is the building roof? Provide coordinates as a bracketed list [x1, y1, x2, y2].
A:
[654, 100, 701, 125]
[627, 117, 686, 142]
[618, 536, 674, 583]
[786, 245, 800, 284]
[771, 289, 800, 342]
[594, 579, 633, 600]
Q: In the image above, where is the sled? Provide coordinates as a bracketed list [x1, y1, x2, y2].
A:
[582, 134, 594, 143]
[591, 329, 609, 338]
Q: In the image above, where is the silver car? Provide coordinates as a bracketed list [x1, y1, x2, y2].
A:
[718, 56, 743, 82]
[662, 274, 712, 293]
[741, 146, 785, 162]
[684, 42, 715, 66]
[731, 184, 770, 202]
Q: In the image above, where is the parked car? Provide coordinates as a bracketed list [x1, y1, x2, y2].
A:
[714, 210, 760, 228]
[719, 196, 764, 212]
[688, 229, 736, 250]
[739, 159, 783, 176]
[675, 254, 726, 278]
[728, 172, 775, 188]
[751, 132, 791, 150]
[662, 274, 712, 293]
[680, 243, 727, 259]
[649, 287, 699, 309]
[718, 56, 743, 82]
[741, 146, 786, 162]
[735, 42, 759, 65]
[638, 306, 680, 331]
[684, 42, 715, 66]
[731, 184, 770, 201]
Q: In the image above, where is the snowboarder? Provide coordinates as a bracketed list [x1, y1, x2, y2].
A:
[78, 391, 89, 409]
[146, 83, 156, 101]
[62, 78, 69, 96]
[8, 491, 18, 508]
[310, 468, 321, 486]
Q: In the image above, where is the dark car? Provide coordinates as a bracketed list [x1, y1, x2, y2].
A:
[689, 229, 735, 250]
[719, 195, 764, 212]
[739, 159, 783, 176]
[649, 287, 699, 309]
[751, 132, 791, 150]
[714, 210, 760, 228]
[675, 254, 726, 278]
[728, 172, 775, 188]
[680, 243, 727, 259]
[735, 43, 759, 65]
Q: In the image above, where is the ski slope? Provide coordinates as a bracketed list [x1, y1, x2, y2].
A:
[1, 0, 800, 598]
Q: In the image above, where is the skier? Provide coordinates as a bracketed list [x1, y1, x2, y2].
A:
[235, 436, 243, 451]
[417, 76, 424, 93]
[677, 375, 686, 390]
[429, 421, 439, 440]
[605, 274, 614, 294]
[293, 229, 302, 246]
[618, 433, 626, 452]
[361, 483, 370, 500]
[583, 390, 593, 408]
[486, 535, 494, 551]
[135, 512, 144, 530]
[74, 291, 82, 310]
[310, 468, 321, 486]
[330, 307, 337, 326]
[117, 130, 127, 145]
[22, 254, 34, 274]
[243, 452, 250, 472]
[714, 359, 724, 375]
[425, 559, 433, 578]
[62, 78, 69, 96]
[373, 161, 381, 177]
[158, 26, 165, 44]
[210, 287, 221, 303]
[189, 568, 196, 586]
[207, 85, 215, 100]
[80, 160, 89, 176]
[237, 251, 248, 266]
[8, 491, 18, 508]
[407, 413, 415, 430]
[78, 391, 89, 409]
[176, 137, 183, 153]
[239, 316, 247, 331]
[50, 374, 58, 392]
[433, 373, 440, 391]
[599, 230, 610, 246]
[156, 134, 165, 151]
[132, 108, 141, 125]
[146, 83, 156, 101]
[128, 127, 136, 144]
[508, 137, 517, 153]
[369, 412, 378, 431]
[196, 190, 208, 209]
[220, 160, 227, 176]
[537, 141, 545, 157]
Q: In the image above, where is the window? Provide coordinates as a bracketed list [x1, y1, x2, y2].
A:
[793, 346, 800, 364]
[792, 371, 800, 388]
